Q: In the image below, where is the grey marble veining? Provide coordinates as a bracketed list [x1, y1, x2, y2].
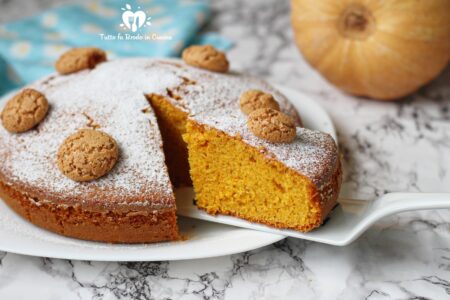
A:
[0, 0, 449, 299]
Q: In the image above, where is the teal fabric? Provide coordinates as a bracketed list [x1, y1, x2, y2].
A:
[0, 0, 232, 95]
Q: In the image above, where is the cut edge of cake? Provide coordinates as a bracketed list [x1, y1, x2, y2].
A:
[183, 120, 342, 232]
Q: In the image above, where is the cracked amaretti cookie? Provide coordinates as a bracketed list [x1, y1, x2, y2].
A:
[0, 47, 341, 243]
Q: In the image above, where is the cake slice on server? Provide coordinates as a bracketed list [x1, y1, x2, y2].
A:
[184, 111, 342, 232]
[164, 45, 342, 232]
[0, 45, 342, 243]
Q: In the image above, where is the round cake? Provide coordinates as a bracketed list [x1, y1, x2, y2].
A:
[0, 47, 341, 243]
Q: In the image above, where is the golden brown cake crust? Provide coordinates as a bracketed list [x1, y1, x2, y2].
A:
[0, 180, 179, 243]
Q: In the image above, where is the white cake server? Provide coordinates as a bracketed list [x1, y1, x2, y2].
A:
[176, 188, 450, 246]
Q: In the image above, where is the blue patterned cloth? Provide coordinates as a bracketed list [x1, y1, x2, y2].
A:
[0, 0, 232, 95]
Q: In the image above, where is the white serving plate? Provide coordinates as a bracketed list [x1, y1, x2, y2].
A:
[0, 85, 336, 261]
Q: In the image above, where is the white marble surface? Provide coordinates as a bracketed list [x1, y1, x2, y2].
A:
[1, 0, 450, 299]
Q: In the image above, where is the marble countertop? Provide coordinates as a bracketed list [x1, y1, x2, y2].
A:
[0, 0, 449, 299]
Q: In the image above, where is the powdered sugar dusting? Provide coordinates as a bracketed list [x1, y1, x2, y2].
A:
[0, 58, 337, 211]
[0, 58, 187, 210]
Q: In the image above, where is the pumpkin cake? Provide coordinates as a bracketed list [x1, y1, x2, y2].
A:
[184, 118, 341, 232]
[0, 48, 341, 243]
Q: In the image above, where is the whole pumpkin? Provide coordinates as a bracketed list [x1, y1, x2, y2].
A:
[291, 0, 450, 100]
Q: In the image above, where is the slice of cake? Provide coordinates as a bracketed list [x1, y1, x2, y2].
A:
[184, 113, 341, 232]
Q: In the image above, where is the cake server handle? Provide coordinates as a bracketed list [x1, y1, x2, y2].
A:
[342, 192, 450, 242]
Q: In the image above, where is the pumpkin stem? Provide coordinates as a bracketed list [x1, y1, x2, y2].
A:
[338, 4, 375, 40]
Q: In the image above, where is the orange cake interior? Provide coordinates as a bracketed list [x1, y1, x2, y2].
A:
[183, 121, 325, 231]
[147, 93, 191, 187]
[147, 94, 340, 232]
